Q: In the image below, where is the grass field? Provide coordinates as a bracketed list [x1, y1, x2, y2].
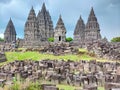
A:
[5, 51, 95, 62]
[4, 50, 116, 64]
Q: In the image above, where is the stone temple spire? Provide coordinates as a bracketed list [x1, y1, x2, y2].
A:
[89, 7, 95, 17]
[24, 6, 38, 47]
[86, 7, 99, 29]
[85, 7, 101, 41]
[41, 3, 46, 13]
[74, 15, 85, 35]
[4, 18, 16, 43]
[54, 15, 66, 42]
[37, 3, 54, 41]
[55, 15, 66, 31]
[27, 6, 36, 21]
[74, 15, 85, 42]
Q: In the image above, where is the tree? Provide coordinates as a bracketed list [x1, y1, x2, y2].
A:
[0, 38, 4, 42]
[111, 37, 120, 42]
[48, 37, 54, 42]
[66, 37, 73, 42]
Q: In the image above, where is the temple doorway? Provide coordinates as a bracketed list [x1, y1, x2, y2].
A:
[59, 36, 61, 41]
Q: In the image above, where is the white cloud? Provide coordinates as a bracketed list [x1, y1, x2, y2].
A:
[0, 33, 4, 39]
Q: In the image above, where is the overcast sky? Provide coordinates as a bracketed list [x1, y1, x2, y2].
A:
[0, 0, 120, 41]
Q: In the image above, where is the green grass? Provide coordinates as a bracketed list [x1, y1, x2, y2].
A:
[5, 51, 95, 62]
[79, 48, 88, 53]
[17, 48, 26, 51]
[58, 85, 105, 90]
[0, 50, 116, 66]
[0, 51, 96, 66]
[57, 84, 82, 90]
[98, 87, 105, 90]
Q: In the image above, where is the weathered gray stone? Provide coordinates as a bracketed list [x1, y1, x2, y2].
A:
[54, 15, 66, 43]
[84, 7, 101, 42]
[24, 3, 54, 47]
[41, 84, 59, 90]
[74, 16, 85, 43]
[83, 84, 97, 90]
[0, 59, 120, 89]
[105, 83, 120, 90]
[4, 18, 16, 43]
[73, 7, 101, 45]
[0, 52, 7, 63]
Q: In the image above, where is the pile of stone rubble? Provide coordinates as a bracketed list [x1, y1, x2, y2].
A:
[0, 59, 120, 90]
[86, 41, 120, 60]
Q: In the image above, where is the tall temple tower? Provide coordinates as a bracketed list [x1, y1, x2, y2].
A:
[24, 6, 38, 46]
[74, 16, 85, 43]
[37, 3, 54, 41]
[24, 3, 54, 47]
[4, 18, 16, 43]
[54, 15, 66, 42]
[85, 7, 101, 42]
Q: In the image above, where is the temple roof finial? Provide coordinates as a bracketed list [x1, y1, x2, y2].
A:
[79, 15, 82, 20]
[41, 2, 46, 12]
[55, 15, 66, 31]
[90, 7, 95, 17]
[59, 14, 62, 18]
[31, 6, 33, 10]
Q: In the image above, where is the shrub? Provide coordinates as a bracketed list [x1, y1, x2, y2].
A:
[48, 37, 54, 42]
[25, 82, 41, 90]
[0, 38, 4, 42]
[66, 37, 73, 42]
[111, 37, 120, 42]
[10, 82, 20, 90]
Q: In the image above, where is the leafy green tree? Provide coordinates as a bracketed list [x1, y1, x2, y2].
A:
[48, 37, 54, 42]
[66, 37, 73, 42]
[0, 38, 4, 42]
[111, 37, 120, 42]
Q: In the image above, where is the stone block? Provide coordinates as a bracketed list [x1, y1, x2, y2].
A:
[105, 83, 120, 90]
[83, 84, 97, 90]
[41, 84, 59, 90]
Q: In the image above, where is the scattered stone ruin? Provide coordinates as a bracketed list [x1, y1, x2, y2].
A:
[86, 40, 120, 60]
[40, 43, 78, 55]
[0, 59, 120, 90]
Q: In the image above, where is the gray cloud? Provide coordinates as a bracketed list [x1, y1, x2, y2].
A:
[0, 0, 120, 40]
